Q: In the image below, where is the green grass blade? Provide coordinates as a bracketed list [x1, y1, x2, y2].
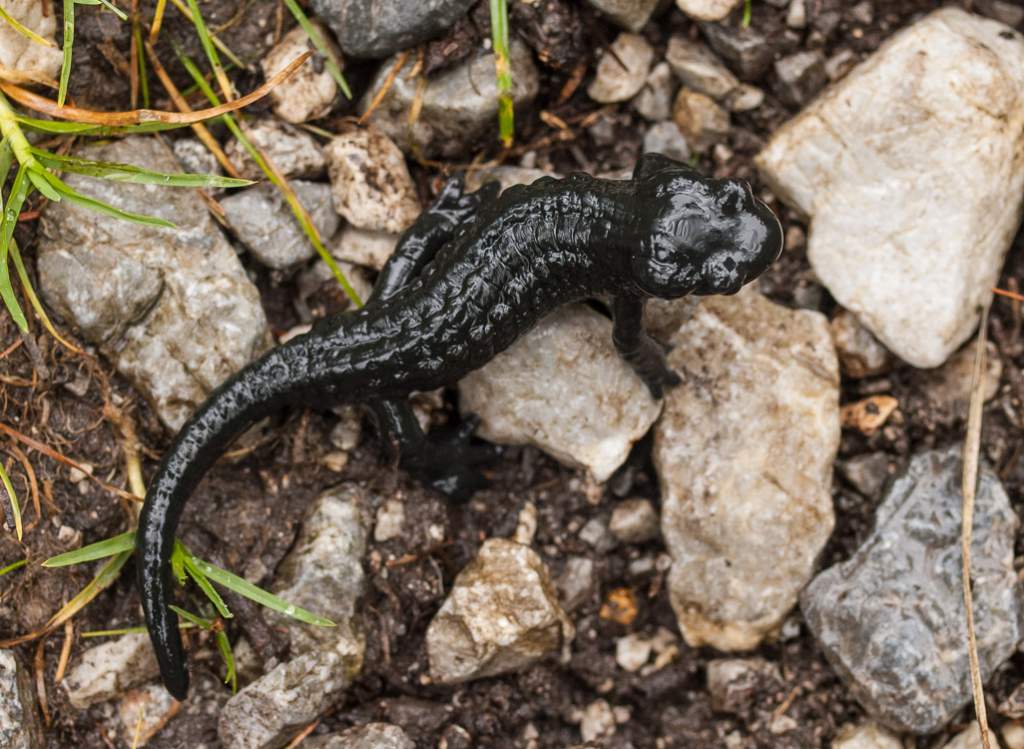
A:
[168, 604, 213, 629]
[0, 461, 22, 541]
[742, 0, 752, 27]
[0, 559, 27, 576]
[31, 149, 252, 188]
[215, 630, 236, 691]
[10, 239, 81, 352]
[78, 0, 128, 21]
[0, 165, 30, 331]
[14, 116, 187, 135]
[489, 0, 514, 147]
[183, 554, 233, 620]
[0, 5, 56, 48]
[27, 167, 63, 202]
[43, 530, 136, 567]
[44, 550, 131, 630]
[58, 0, 74, 107]
[134, 21, 150, 108]
[282, 0, 351, 99]
[188, 555, 335, 627]
[37, 169, 176, 227]
[0, 139, 12, 185]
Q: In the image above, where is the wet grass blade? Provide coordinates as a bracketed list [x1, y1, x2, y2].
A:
[182, 554, 233, 620]
[43, 530, 136, 567]
[0, 460, 23, 541]
[76, 0, 127, 20]
[282, 0, 351, 99]
[15, 115, 186, 135]
[58, 0, 74, 107]
[168, 605, 213, 629]
[183, 0, 232, 100]
[0, 164, 31, 331]
[9, 240, 83, 353]
[0, 558, 27, 576]
[742, 0, 752, 27]
[35, 168, 175, 227]
[215, 630, 236, 691]
[31, 149, 252, 188]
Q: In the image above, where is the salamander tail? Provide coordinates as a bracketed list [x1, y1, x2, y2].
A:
[136, 338, 311, 700]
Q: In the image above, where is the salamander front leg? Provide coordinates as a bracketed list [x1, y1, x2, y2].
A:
[612, 295, 681, 399]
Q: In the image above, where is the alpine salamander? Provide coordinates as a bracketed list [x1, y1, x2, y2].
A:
[137, 153, 783, 699]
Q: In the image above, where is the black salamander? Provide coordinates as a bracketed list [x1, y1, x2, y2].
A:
[136, 153, 783, 699]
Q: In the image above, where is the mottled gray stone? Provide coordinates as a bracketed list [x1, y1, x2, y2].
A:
[305, 724, 414, 749]
[586, 0, 664, 31]
[311, 0, 474, 59]
[801, 447, 1022, 734]
[459, 305, 662, 482]
[830, 309, 891, 379]
[222, 181, 338, 269]
[609, 498, 659, 544]
[261, 24, 341, 124]
[701, 21, 777, 80]
[62, 634, 161, 709]
[706, 658, 782, 715]
[643, 121, 691, 162]
[326, 226, 399, 271]
[427, 539, 573, 684]
[832, 722, 902, 749]
[361, 39, 539, 159]
[634, 62, 676, 121]
[655, 289, 839, 651]
[587, 32, 655, 103]
[37, 137, 268, 430]
[774, 50, 827, 106]
[665, 35, 739, 100]
[0, 0, 61, 83]
[219, 485, 370, 749]
[324, 125, 420, 234]
[172, 137, 221, 179]
[0, 652, 43, 749]
[225, 118, 326, 180]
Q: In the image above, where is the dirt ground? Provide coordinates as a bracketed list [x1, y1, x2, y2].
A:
[3, 0, 1024, 747]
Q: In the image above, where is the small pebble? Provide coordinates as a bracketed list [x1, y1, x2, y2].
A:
[609, 498, 659, 544]
[587, 33, 655, 103]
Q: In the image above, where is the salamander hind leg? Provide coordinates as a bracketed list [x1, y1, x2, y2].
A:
[612, 295, 682, 399]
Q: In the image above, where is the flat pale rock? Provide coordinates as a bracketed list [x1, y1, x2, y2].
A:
[587, 32, 655, 103]
[459, 305, 662, 482]
[37, 137, 268, 430]
[327, 226, 399, 271]
[0, 652, 44, 749]
[224, 118, 326, 180]
[427, 539, 573, 684]
[832, 722, 902, 749]
[586, 0, 663, 31]
[654, 289, 839, 651]
[62, 634, 160, 710]
[675, 0, 742, 22]
[757, 8, 1024, 367]
[304, 724, 415, 749]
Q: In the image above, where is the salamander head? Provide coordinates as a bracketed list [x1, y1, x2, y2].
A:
[628, 153, 783, 299]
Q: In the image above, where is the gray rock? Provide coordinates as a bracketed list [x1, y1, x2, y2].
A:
[706, 658, 782, 715]
[676, 0, 742, 22]
[832, 722, 902, 749]
[586, 0, 664, 31]
[0, 0, 61, 83]
[724, 83, 765, 111]
[464, 166, 559, 193]
[222, 181, 339, 270]
[849, 1, 873, 25]
[665, 35, 739, 100]
[786, 0, 807, 29]
[943, 724, 985, 749]
[225, 118, 326, 181]
[327, 226, 399, 271]
[588, 32, 655, 103]
[756, 9, 1024, 368]
[643, 121, 691, 162]
[37, 137, 268, 431]
[801, 447, 1022, 734]
[311, 0, 474, 59]
[219, 485, 370, 749]
[634, 62, 676, 121]
[672, 88, 730, 154]
[774, 50, 827, 107]
[172, 137, 221, 179]
[361, 39, 539, 159]
[459, 305, 662, 482]
[830, 309, 891, 379]
[0, 651, 43, 749]
[655, 289, 839, 651]
[579, 699, 617, 742]
[824, 49, 859, 81]
[557, 556, 596, 612]
[62, 633, 161, 709]
[976, 0, 1024, 28]
[701, 21, 777, 80]
[427, 538, 573, 684]
[609, 498, 659, 544]
[324, 124, 420, 234]
[917, 340, 1002, 425]
[261, 24, 341, 124]
[837, 453, 894, 499]
[117, 684, 179, 745]
[304, 723, 414, 749]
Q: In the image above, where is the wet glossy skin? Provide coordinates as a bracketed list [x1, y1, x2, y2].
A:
[136, 153, 783, 699]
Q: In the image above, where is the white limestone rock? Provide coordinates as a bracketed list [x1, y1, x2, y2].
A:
[225, 118, 327, 180]
[832, 722, 903, 749]
[654, 289, 839, 650]
[675, 0, 742, 22]
[261, 24, 341, 123]
[0, 0, 61, 84]
[426, 539, 573, 684]
[756, 8, 1024, 367]
[587, 33, 655, 104]
[459, 305, 662, 482]
[62, 634, 161, 710]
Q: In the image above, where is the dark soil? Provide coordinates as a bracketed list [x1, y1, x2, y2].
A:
[2, 0, 1024, 747]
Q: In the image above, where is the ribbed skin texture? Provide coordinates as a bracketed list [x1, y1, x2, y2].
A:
[137, 154, 783, 699]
